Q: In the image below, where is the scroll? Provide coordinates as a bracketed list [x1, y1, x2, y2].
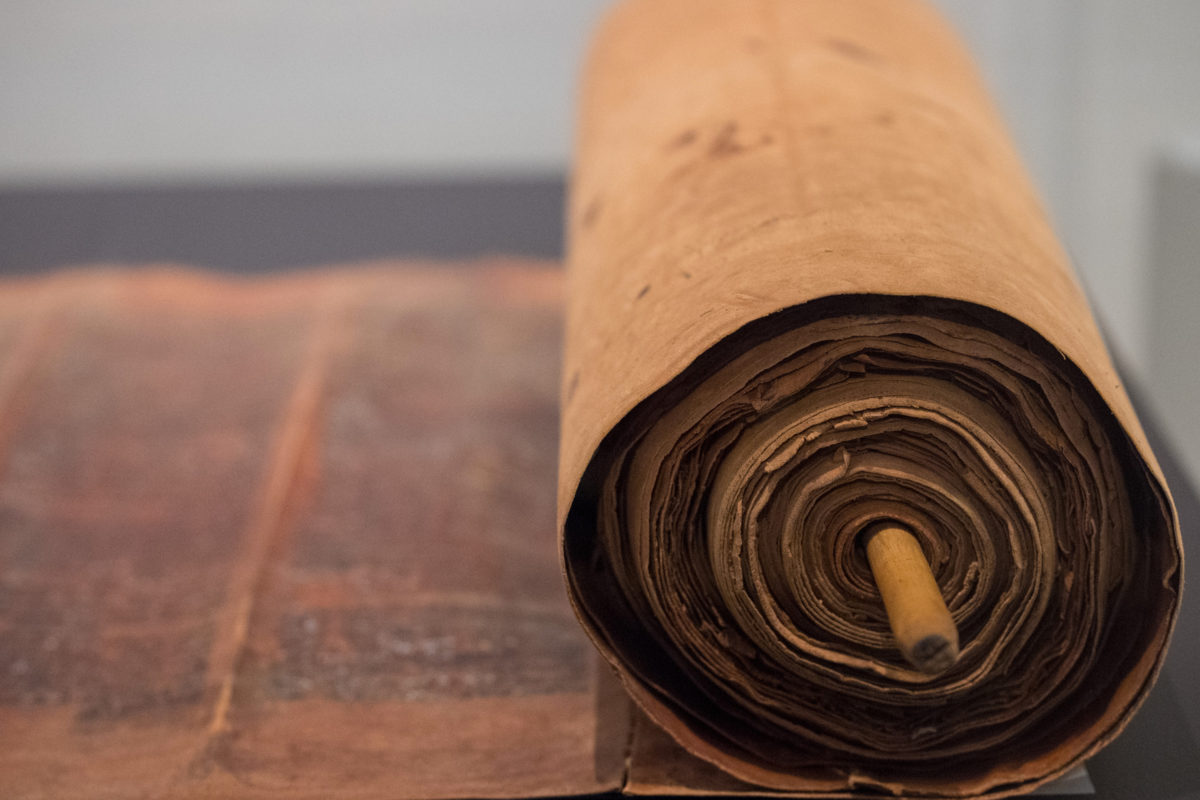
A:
[0, 1, 1183, 799]
[559, 0, 1183, 797]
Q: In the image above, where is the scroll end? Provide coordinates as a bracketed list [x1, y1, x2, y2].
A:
[862, 522, 960, 675]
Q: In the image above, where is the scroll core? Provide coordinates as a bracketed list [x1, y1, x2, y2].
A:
[862, 522, 960, 674]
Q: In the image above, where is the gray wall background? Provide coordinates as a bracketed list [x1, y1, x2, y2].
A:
[3, 1, 1199, 471]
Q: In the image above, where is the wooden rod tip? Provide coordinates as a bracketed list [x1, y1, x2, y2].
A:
[862, 521, 960, 675]
[908, 633, 958, 675]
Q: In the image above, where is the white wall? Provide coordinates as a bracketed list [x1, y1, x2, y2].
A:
[0, 0, 610, 182]
[3, 1, 1199, 405]
[1147, 144, 1200, 478]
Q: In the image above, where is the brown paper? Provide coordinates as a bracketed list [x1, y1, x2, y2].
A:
[0, 264, 618, 799]
[559, 0, 1183, 797]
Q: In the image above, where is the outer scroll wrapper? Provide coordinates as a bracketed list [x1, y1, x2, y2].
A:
[558, 0, 1183, 797]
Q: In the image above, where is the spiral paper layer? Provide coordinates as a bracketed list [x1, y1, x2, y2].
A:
[564, 303, 1176, 795]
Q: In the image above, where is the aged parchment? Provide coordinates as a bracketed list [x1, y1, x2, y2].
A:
[560, 0, 1182, 796]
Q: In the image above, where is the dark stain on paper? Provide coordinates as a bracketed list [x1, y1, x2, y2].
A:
[582, 196, 603, 229]
[668, 128, 698, 150]
[825, 38, 884, 64]
[709, 122, 745, 157]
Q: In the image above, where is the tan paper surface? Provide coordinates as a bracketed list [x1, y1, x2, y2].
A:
[559, 0, 1183, 797]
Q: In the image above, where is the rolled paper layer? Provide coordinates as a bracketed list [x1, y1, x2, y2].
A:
[558, 0, 1182, 797]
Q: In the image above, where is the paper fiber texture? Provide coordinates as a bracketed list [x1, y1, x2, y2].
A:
[559, 0, 1182, 797]
[0, 265, 618, 800]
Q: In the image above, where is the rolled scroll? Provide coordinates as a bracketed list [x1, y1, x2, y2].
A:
[558, 0, 1183, 796]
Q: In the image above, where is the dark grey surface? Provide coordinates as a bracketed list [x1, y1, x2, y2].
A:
[0, 177, 1195, 799]
[0, 176, 565, 273]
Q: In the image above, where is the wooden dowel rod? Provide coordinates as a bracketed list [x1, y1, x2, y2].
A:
[862, 521, 959, 674]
